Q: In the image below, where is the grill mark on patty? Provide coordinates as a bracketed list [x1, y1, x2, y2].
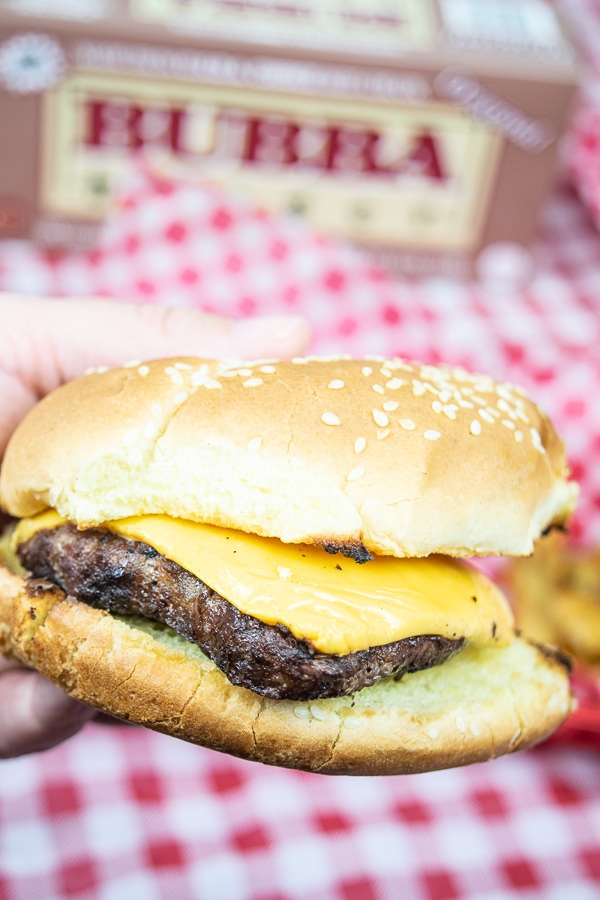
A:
[18, 525, 464, 701]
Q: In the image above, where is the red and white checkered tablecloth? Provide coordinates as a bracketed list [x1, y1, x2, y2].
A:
[5, 4, 600, 897]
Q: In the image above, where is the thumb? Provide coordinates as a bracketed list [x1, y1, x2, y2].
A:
[0, 658, 95, 758]
[4, 295, 311, 393]
[0, 294, 311, 457]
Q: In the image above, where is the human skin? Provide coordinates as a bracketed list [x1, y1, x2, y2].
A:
[0, 294, 310, 757]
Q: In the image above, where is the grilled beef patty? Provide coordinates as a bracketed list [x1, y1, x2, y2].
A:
[18, 525, 464, 701]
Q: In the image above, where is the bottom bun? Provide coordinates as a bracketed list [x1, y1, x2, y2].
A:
[0, 565, 573, 775]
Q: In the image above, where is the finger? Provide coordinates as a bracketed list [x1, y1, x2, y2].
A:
[0, 664, 94, 758]
[2, 294, 310, 397]
[0, 294, 311, 456]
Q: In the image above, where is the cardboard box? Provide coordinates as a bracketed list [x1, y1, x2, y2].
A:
[0, 0, 579, 278]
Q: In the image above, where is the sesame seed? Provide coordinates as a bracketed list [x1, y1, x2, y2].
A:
[514, 430, 524, 443]
[347, 466, 365, 482]
[237, 368, 253, 377]
[123, 359, 141, 368]
[166, 368, 184, 385]
[400, 419, 416, 431]
[247, 437, 261, 454]
[137, 365, 150, 377]
[479, 409, 495, 424]
[455, 716, 467, 733]
[328, 379, 345, 389]
[361, 366, 373, 377]
[496, 385, 514, 401]
[290, 457, 306, 469]
[372, 384, 385, 394]
[243, 378, 263, 387]
[322, 412, 341, 426]
[458, 399, 475, 409]
[377, 428, 391, 441]
[438, 390, 452, 403]
[373, 409, 389, 427]
[501, 419, 515, 430]
[95, 366, 109, 374]
[277, 566, 292, 580]
[123, 429, 137, 446]
[260, 365, 276, 374]
[172, 391, 188, 405]
[531, 428, 545, 453]
[386, 378, 405, 390]
[142, 422, 157, 440]
[412, 381, 426, 397]
[509, 728, 522, 749]
[380, 367, 393, 378]
[432, 400, 443, 413]
[344, 716, 361, 729]
[294, 706, 311, 719]
[424, 430, 441, 441]
[470, 420, 482, 436]
[383, 400, 399, 412]
[292, 357, 308, 364]
[175, 362, 192, 370]
[497, 399, 515, 416]
[427, 727, 440, 740]
[354, 437, 367, 454]
[442, 405, 458, 420]
[310, 705, 328, 721]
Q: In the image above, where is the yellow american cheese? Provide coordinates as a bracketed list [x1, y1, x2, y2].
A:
[14, 510, 513, 655]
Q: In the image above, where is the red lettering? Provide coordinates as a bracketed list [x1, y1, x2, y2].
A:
[402, 132, 446, 181]
[242, 118, 299, 165]
[83, 101, 448, 183]
[325, 129, 380, 173]
[226, 114, 448, 181]
[85, 101, 187, 154]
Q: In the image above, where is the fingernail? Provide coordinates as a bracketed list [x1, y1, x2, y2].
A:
[274, 317, 307, 341]
[232, 315, 306, 341]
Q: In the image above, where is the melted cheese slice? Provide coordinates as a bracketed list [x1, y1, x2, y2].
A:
[14, 510, 513, 655]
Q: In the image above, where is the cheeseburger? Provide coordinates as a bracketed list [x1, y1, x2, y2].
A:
[0, 356, 577, 774]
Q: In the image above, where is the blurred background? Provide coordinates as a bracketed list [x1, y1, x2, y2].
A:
[3, 1, 600, 898]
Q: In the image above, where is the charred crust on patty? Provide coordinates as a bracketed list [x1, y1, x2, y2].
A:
[316, 539, 374, 564]
[520, 633, 573, 675]
[18, 525, 463, 701]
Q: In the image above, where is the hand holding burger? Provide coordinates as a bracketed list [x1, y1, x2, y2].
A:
[0, 339, 577, 772]
[0, 292, 310, 757]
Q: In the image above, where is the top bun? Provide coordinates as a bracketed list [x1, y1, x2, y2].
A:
[0, 356, 577, 558]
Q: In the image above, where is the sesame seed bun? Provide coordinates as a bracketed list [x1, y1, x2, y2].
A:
[0, 356, 577, 772]
[0, 356, 577, 558]
[0, 566, 573, 775]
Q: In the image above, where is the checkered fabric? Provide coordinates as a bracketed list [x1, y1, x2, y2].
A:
[2, 725, 600, 900]
[4, 3, 600, 897]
